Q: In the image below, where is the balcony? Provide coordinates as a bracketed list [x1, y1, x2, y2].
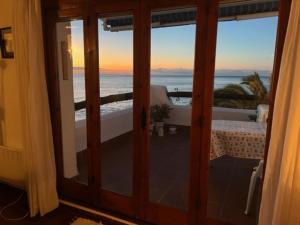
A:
[64, 85, 265, 225]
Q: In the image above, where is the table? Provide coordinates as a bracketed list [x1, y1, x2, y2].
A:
[210, 120, 267, 160]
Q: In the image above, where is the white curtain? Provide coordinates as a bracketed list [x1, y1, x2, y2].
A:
[0, 60, 4, 145]
[259, 0, 300, 225]
[13, 0, 59, 216]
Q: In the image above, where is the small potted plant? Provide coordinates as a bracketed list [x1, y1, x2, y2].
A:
[150, 104, 171, 136]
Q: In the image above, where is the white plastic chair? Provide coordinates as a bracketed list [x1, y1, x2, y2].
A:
[244, 160, 264, 215]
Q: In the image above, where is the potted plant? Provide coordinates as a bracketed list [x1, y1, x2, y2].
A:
[150, 104, 171, 136]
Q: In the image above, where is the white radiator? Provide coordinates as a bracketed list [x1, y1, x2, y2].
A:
[0, 146, 25, 188]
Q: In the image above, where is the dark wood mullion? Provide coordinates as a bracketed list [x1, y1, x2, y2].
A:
[199, 1, 219, 224]
[83, 11, 101, 205]
[42, 9, 64, 191]
[46, 0, 199, 15]
[148, 0, 197, 10]
[132, 4, 141, 218]
[189, 3, 208, 223]
[94, 3, 141, 215]
[57, 8, 83, 18]
[43, 8, 93, 202]
[262, 0, 292, 180]
[139, 2, 151, 219]
[90, 13, 102, 205]
[189, 0, 219, 225]
[94, 0, 137, 15]
[133, 0, 151, 219]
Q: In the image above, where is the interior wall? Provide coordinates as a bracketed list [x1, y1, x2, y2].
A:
[0, 0, 23, 149]
[56, 22, 78, 178]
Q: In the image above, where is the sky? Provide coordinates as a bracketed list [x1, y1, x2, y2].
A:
[69, 16, 278, 74]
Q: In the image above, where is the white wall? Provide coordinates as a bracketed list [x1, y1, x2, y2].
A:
[75, 108, 133, 152]
[0, 0, 23, 148]
[0, 0, 25, 187]
[56, 22, 78, 178]
[74, 105, 255, 154]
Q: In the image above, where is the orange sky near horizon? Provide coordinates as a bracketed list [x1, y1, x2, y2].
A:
[71, 44, 273, 73]
[71, 44, 196, 72]
[70, 16, 278, 73]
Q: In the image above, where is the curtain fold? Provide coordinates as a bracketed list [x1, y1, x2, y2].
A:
[259, 0, 300, 224]
[13, 0, 59, 217]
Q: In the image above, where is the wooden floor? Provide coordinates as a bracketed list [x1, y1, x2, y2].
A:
[0, 182, 137, 225]
[75, 127, 261, 225]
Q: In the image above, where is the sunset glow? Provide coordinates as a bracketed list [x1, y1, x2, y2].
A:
[70, 16, 278, 74]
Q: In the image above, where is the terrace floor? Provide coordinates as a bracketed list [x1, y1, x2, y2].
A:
[75, 126, 261, 225]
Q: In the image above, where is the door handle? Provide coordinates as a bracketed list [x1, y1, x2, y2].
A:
[141, 106, 147, 130]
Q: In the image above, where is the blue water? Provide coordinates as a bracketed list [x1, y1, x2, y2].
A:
[73, 69, 271, 120]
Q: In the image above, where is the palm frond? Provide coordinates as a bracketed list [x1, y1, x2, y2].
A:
[241, 72, 268, 101]
[214, 84, 249, 96]
[213, 72, 269, 109]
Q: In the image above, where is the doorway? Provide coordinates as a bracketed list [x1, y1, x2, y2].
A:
[43, 0, 290, 225]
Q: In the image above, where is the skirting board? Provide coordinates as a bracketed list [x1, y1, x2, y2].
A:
[59, 200, 138, 225]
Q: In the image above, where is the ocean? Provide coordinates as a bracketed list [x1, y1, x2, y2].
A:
[73, 70, 271, 120]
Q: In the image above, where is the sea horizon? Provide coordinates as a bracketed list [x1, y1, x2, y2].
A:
[72, 67, 272, 77]
[72, 67, 271, 120]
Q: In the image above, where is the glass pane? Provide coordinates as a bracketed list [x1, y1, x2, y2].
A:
[149, 8, 196, 210]
[56, 20, 88, 184]
[98, 15, 134, 196]
[208, 15, 278, 224]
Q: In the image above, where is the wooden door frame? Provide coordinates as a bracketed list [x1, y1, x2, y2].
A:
[42, 0, 292, 224]
[95, 4, 138, 217]
[198, 0, 292, 224]
[134, 1, 220, 225]
[189, 1, 219, 225]
[42, 6, 96, 204]
[43, 2, 141, 217]
[188, 0, 292, 224]
[262, 0, 292, 179]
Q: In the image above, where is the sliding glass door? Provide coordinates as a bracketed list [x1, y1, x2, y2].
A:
[55, 19, 93, 201]
[207, 11, 279, 225]
[149, 7, 196, 210]
[98, 14, 134, 197]
[52, 8, 211, 225]
[49, 1, 220, 224]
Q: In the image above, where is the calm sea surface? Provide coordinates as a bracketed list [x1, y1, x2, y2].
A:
[73, 70, 271, 120]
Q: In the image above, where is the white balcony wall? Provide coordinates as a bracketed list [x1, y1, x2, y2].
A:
[57, 22, 78, 178]
[75, 106, 255, 154]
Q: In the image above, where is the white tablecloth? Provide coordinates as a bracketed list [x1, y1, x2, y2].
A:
[210, 120, 267, 160]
